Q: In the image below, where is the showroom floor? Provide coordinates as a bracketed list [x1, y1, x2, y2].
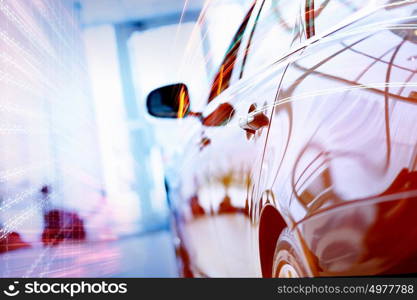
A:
[0, 230, 178, 278]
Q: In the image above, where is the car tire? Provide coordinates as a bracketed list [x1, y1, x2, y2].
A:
[272, 228, 309, 277]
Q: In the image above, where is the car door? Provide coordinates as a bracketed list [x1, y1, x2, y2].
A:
[175, 0, 303, 277]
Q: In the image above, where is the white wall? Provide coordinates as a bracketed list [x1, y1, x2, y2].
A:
[83, 25, 142, 237]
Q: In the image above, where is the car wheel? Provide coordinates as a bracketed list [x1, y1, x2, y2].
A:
[272, 228, 309, 278]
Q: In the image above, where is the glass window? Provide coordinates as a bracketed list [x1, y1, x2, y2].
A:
[202, 1, 249, 72]
[207, 3, 256, 103]
[240, 0, 301, 78]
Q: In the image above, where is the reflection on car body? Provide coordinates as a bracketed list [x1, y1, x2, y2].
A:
[147, 0, 417, 277]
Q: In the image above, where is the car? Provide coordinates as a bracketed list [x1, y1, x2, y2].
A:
[146, 0, 417, 277]
[0, 231, 30, 254]
[42, 209, 86, 246]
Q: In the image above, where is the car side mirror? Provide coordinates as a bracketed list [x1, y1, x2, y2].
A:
[146, 83, 191, 118]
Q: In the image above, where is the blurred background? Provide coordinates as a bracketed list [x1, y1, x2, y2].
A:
[0, 0, 251, 277]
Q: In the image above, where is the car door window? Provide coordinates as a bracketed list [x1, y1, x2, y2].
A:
[207, 3, 256, 103]
[240, 0, 301, 79]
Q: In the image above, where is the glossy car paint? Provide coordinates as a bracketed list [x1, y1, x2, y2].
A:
[167, 0, 417, 277]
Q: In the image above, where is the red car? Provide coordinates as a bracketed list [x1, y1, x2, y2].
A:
[42, 209, 86, 246]
[147, 0, 417, 277]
